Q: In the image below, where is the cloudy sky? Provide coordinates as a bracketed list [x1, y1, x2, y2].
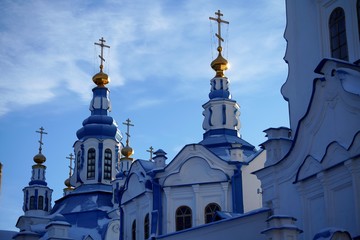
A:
[0, 0, 289, 231]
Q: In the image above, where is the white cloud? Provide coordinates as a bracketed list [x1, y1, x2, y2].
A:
[0, 0, 286, 116]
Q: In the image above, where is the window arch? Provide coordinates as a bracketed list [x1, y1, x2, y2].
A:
[87, 148, 96, 179]
[38, 196, 44, 210]
[329, 7, 348, 61]
[144, 213, 150, 239]
[204, 203, 221, 223]
[175, 206, 192, 231]
[132, 220, 136, 240]
[29, 196, 36, 210]
[104, 149, 112, 180]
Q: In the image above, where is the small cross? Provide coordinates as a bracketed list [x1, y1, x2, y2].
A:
[209, 10, 229, 51]
[36, 127, 48, 154]
[147, 146, 154, 161]
[66, 153, 74, 177]
[122, 118, 134, 146]
[94, 37, 110, 71]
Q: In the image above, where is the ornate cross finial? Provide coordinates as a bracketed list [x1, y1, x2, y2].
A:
[147, 146, 154, 161]
[66, 153, 74, 177]
[94, 37, 110, 72]
[209, 10, 229, 52]
[36, 127, 48, 154]
[122, 118, 134, 146]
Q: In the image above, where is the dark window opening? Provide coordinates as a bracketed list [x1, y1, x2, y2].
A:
[132, 220, 136, 240]
[329, 7, 348, 61]
[87, 148, 96, 179]
[144, 213, 150, 239]
[205, 203, 221, 223]
[38, 196, 44, 210]
[29, 196, 36, 210]
[104, 149, 112, 180]
[176, 206, 192, 231]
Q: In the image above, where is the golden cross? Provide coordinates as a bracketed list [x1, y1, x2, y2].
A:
[122, 118, 134, 146]
[66, 153, 74, 177]
[36, 127, 48, 154]
[147, 146, 154, 160]
[209, 10, 229, 50]
[94, 37, 110, 71]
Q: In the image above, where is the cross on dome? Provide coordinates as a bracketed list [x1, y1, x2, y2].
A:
[66, 153, 74, 176]
[94, 37, 110, 72]
[36, 127, 48, 154]
[209, 10, 230, 77]
[209, 10, 229, 52]
[122, 118, 134, 147]
[147, 146, 154, 161]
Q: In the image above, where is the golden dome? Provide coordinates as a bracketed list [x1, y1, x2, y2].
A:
[121, 145, 134, 159]
[211, 47, 228, 77]
[92, 70, 109, 87]
[64, 178, 71, 187]
[33, 153, 46, 164]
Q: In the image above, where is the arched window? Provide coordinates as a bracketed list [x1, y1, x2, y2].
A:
[29, 196, 36, 210]
[77, 151, 81, 171]
[104, 149, 112, 180]
[132, 220, 136, 240]
[329, 7, 348, 61]
[204, 203, 221, 223]
[144, 213, 150, 239]
[38, 196, 44, 210]
[175, 206, 192, 231]
[87, 148, 96, 179]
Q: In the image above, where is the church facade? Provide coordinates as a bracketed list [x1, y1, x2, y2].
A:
[2, 0, 360, 239]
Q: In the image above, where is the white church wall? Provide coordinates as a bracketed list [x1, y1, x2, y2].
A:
[281, 0, 360, 133]
[297, 162, 359, 239]
[157, 208, 270, 240]
[162, 182, 231, 235]
[241, 150, 265, 212]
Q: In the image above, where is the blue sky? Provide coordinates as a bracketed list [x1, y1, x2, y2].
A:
[0, 0, 288, 231]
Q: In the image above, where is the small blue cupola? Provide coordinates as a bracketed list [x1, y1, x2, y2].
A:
[22, 127, 53, 216]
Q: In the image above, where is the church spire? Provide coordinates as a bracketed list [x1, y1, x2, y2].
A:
[23, 127, 53, 215]
[33, 127, 47, 165]
[73, 38, 122, 188]
[30, 127, 48, 185]
[201, 11, 256, 159]
[202, 10, 240, 140]
[121, 118, 134, 160]
[209, 10, 229, 78]
[64, 153, 74, 195]
[92, 37, 110, 87]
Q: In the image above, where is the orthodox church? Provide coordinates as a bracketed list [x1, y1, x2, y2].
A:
[1, 0, 360, 239]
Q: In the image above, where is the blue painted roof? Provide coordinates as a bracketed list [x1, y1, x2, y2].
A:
[136, 159, 156, 172]
[199, 132, 257, 161]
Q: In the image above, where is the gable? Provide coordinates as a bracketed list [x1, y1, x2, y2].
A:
[162, 156, 229, 187]
[157, 144, 235, 187]
[121, 161, 149, 203]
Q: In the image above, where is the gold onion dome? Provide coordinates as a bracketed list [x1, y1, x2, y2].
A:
[33, 153, 46, 164]
[92, 67, 109, 87]
[64, 178, 71, 188]
[211, 46, 228, 78]
[121, 145, 134, 159]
